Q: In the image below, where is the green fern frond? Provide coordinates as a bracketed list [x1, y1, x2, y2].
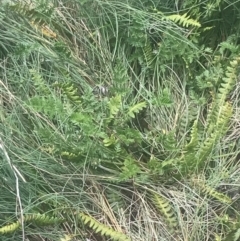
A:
[30, 69, 50, 94]
[127, 101, 146, 118]
[215, 101, 233, 133]
[119, 158, 141, 181]
[197, 133, 216, 167]
[56, 82, 81, 106]
[217, 58, 240, 106]
[103, 134, 117, 147]
[177, 103, 198, 139]
[0, 221, 20, 234]
[108, 95, 122, 118]
[206, 57, 239, 134]
[193, 180, 232, 204]
[184, 120, 199, 151]
[143, 41, 155, 68]
[24, 213, 65, 225]
[166, 13, 201, 28]
[198, 102, 232, 166]
[79, 213, 131, 241]
[202, 57, 238, 152]
[180, 120, 199, 173]
[0, 213, 64, 234]
[60, 151, 82, 160]
[151, 193, 178, 230]
[27, 95, 64, 119]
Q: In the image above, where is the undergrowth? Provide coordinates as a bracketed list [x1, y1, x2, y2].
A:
[0, 0, 240, 240]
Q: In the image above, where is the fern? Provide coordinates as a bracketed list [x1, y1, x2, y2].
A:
[103, 134, 117, 147]
[127, 101, 146, 118]
[151, 193, 178, 230]
[23, 213, 65, 226]
[197, 101, 233, 168]
[191, 57, 240, 172]
[30, 69, 50, 94]
[192, 179, 232, 204]
[217, 58, 240, 105]
[56, 82, 81, 106]
[184, 120, 199, 152]
[180, 120, 199, 173]
[166, 13, 201, 28]
[108, 95, 122, 118]
[0, 213, 65, 234]
[27, 95, 65, 120]
[0, 221, 20, 234]
[143, 40, 155, 69]
[119, 158, 141, 181]
[206, 57, 239, 135]
[79, 212, 131, 241]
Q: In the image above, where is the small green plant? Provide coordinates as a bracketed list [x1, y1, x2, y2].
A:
[0, 214, 65, 234]
[79, 212, 131, 241]
[151, 192, 178, 231]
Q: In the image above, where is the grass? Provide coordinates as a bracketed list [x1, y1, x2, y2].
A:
[1, 0, 240, 241]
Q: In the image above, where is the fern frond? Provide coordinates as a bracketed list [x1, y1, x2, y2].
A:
[127, 101, 146, 118]
[30, 69, 50, 94]
[56, 82, 81, 106]
[24, 213, 65, 225]
[0, 213, 64, 234]
[184, 120, 199, 151]
[151, 193, 178, 230]
[206, 57, 239, 134]
[108, 95, 122, 118]
[0, 221, 20, 234]
[198, 102, 232, 166]
[143, 41, 155, 68]
[60, 151, 82, 160]
[27, 95, 64, 119]
[216, 58, 240, 106]
[193, 180, 232, 204]
[103, 134, 117, 147]
[79, 213, 131, 241]
[166, 13, 201, 28]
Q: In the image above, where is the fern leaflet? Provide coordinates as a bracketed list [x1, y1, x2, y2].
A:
[166, 13, 201, 27]
[151, 193, 178, 230]
[79, 212, 131, 241]
[127, 101, 146, 118]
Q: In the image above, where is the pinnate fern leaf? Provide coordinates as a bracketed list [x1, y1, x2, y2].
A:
[151, 193, 178, 230]
[166, 13, 201, 27]
[184, 120, 198, 151]
[59, 82, 81, 105]
[198, 102, 232, 167]
[0, 213, 64, 234]
[24, 213, 65, 225]
[127, 101, 146, 118]
[109, 95, 122, 118]
[0, 221, 20, 234]
[193, 179, 232, 204]
[79, 212, 131, 241]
